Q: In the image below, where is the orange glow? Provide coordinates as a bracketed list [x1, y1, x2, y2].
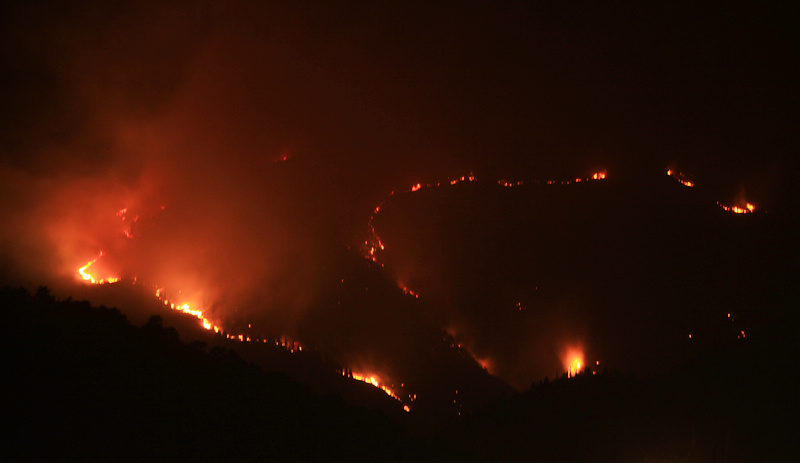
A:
[560, 345, 585, 378]
[401, 286, 419, 298]
[74, 212, 410, 414]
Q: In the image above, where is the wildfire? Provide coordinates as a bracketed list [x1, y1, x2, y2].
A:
[362, 170, 607, 288]
[80, 269, 406, 410]
[77, 252, 119, 284]
[74, 204, 412, 414]
[499, 171, 606, 188]
[346, 371, 410, 411]
[560, 345, 585, 378]
[666, 169, 694, 187]
[717, 202, 756, 214]
[401, 286, 419, 298]
[362, 173, 478, 265]
[152, 288, 219, 332]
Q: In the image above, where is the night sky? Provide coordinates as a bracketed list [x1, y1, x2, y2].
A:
[1, 0, 797, 397]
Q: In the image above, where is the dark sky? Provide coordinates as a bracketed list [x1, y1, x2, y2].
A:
[1, 1, 796, 388]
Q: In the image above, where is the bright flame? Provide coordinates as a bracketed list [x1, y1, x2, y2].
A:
[363, 170, 606, 296]
[77, 252, 119, 284]
[154, 291, 219, 333]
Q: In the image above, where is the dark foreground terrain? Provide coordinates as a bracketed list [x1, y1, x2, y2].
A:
[4, 285, 796, 462]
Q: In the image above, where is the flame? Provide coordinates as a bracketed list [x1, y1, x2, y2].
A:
[668, 167, 759, 213]
[363, 170, 606, 292]
[560, 345, 585, 378]
[347, 371, 410, 411]
[717, 202, 756, 214]
[401, 286, 419, 298]
[77, 252, 119, 284]
[151, 288, 221, 333]
[73, 203, 412, 414]
[666, 169, 694, 187]
[78, 259, 411, 411]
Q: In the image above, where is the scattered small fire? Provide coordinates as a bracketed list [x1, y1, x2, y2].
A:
[361, 171, 608, 389]
[667, 167, 760, 215]
[666, 169, 694, 187]
[362, 170, 607, 284]
[717, 201, 756, 214]
[362, 173, 478, 267]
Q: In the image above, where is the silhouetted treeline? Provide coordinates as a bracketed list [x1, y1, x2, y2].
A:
[2, 286, 427, 462]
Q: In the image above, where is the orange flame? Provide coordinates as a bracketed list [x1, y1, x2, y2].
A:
[666, 169, 694, 187]
[560, 345, 585, 378]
